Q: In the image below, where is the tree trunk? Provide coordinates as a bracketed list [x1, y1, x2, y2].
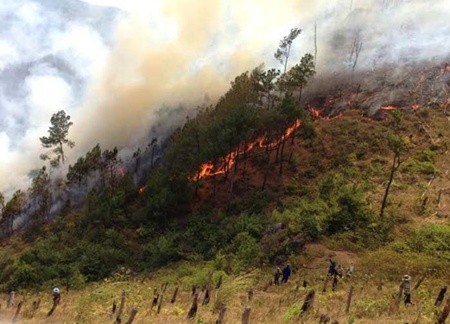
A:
[380, 153, 400, 219]
[279, 135, 286, 176]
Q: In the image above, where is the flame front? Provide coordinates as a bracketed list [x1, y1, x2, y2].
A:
[194, 119, 301, 180]
[379, 105, 397, 110]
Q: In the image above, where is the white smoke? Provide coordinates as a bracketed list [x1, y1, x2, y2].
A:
[1, 0, 450, 197]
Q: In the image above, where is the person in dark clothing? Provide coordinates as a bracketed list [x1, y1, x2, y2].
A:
[401, 275, 413, 305]
[53, 287, 61, 304]
[281, 264, 291, 283]
[328, 259, 337, 276]
[274, 267, 282, 285]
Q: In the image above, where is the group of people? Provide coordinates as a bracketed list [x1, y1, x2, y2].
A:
[328, 259, 354, 279]
[273, 264, 291, 285]
[273, 260, 413, 306]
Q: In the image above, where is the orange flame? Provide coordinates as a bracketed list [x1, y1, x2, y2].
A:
[379, 105, 397, 111]
[310, 108, 321, 119]
[139, 186, 146, 194]
[193, 119, 302, 180]
[411, 104, 419, 110]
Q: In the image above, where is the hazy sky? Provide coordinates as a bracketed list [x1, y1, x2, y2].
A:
[1, 0, 449, 196]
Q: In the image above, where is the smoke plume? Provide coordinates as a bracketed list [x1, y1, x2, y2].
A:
[1, 0, 450, 196]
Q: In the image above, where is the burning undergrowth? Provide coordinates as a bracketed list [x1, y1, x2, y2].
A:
[304, 60, 450, 119]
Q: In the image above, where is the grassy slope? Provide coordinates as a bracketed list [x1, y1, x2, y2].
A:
[1, 106, 449, 323]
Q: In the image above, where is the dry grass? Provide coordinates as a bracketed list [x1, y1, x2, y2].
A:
[0, 266, 446, 324]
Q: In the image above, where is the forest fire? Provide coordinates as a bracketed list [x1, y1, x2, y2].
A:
[194, 119, 301, 180]
[139, 186, 146, 194]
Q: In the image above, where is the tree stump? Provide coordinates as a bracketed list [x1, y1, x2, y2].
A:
[262, 279, 272, 292]
[241, 306, 251, 324]
[215, 305, 227, 324]
[171, 286, 179, 304]
[187, 293, 199, 319]
[157, 294, 164, 314]
[12, 300, 23, 323]
[319, 313, 330, 323]
[435, 286, 447, 307]
[151, 290, 159, 311]
[115, 291, 126, 324]
[322, 276, 329, 293]
[345, 286, 354, 314]
[438, 297, 450, 324]
[301, 289, 315, 313]
[125, 307, 138, 324]
[216, 275, 223, 289]
[414, 273, 426, 290]
[248, 289, 254, 301]
[202, 287, 210, 306]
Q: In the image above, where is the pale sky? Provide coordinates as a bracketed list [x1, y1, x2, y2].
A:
[1, 0, 449, 197]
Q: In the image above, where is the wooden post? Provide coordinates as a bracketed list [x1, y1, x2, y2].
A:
[301, 289, 315, 313]
[12, 301, 23, 323]
[171, 286, 179, 304]
[262, 279, 272, 292]
[322, 276, 329, 293]
[187, 293, 198, 319]
[157, 294, 164, 314]
[395, 284, 403, 306]
[216, 275, 223, 289]
[241, 306, 251, 324]
[438, 297, 450, 324]
[47, 295, 61, 317]
[30, 299, 41, 318]
[414, 273, 426, 290]
[202, 287, 210, 305]
[345, 286, 354, 314]
[115, 291, 126, 324]
[216, 305, 227, 324]
[162, 282, 169, 294]
[248, 288, 254, 301]
[435, 286, 447, 307]
[125, 307, 138, 324]
[377, 276, 383, 291]
[319, 313, 330, 323]
[151, 290, 159, 311]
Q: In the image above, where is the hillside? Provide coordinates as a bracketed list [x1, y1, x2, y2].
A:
[0, 60, 450, 323]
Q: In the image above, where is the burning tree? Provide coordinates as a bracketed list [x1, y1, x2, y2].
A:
[40, 110, 75, 168]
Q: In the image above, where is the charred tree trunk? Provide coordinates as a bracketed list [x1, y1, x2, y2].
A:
[216, 305, 227, 324]
[12, 301, 23, 323]
[262, 149, 271, 191]
[187, 293, 199, 319]
[171, 286, 179, 304]
[279, 135, 287, 176]
[380, 153, 401, 219]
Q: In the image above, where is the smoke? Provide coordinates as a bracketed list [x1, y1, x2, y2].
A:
[1, 0, 450, 197]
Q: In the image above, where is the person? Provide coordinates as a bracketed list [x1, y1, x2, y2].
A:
[328, 259, 337, 277]
[336, 264, 344, 278]
[53, 287, 61, 304]
[274, 267, 282, 285]
[401, 275, 413, 305]
[346, 262, 354, 278]
[8, 291, 15, 307]
[281, 264, 291, 284]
